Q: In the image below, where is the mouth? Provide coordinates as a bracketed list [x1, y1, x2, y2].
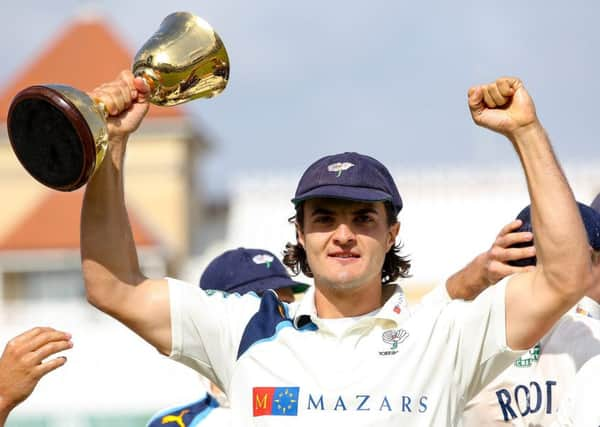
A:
[328, 252, 360, 260]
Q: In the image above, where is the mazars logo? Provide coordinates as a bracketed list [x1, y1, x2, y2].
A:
[327, 162, 354, 177]
[252, 387, 429, 415]
[253, 387, 299, 416]
[253, 254, 274, 268]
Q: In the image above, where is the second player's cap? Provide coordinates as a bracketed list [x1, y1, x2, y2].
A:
[199, 247, 309, 294]
[292, 152, 403, 215]
[591, 192, 600, 213]
[509, 202, 600, 267]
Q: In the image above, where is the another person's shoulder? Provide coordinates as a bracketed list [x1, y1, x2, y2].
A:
[555, 308, 600, 337]
[168, 277, 262, 302]
[548, 309, 600, 347]
[168, 276, 264, 322]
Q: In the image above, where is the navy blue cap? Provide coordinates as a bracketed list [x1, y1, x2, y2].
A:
[509, 202, 600, 267]
[292, 152, 403, 215]
[592, 193, 600, 213]
[199, 247, 308, 294]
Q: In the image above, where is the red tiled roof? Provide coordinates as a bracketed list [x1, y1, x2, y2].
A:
[0, 15, 182, 122]
[0, 190, 157, 251]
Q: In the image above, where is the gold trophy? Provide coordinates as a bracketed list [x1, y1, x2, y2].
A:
[6, 12, 229, 191]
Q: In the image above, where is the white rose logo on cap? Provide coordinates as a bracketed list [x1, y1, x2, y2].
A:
[327, 162, 354, 177]
[253, 254, 274, 268]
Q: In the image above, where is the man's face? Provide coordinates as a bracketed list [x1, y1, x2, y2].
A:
[297, 198, 399, 291]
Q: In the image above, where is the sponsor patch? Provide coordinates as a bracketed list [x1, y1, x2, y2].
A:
[253, 387, 299, 416]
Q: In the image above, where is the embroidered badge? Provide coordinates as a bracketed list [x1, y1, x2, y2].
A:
[379, 328, 409, 356]
[514, 343, 541, 368]
[327, 162, 355, 177]
[576, 306, 593, 318]
[393, 293, 405, 314]
[253, 254, 274, 268]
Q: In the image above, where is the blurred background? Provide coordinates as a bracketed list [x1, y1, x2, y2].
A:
[0, 0, 599, 425]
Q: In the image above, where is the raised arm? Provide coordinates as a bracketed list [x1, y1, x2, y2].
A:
[468, 77, 593, 349]
[81, 70, 171, 355]
[446, 219, 535, 300]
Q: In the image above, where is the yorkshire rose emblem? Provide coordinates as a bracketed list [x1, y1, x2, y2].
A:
[253, 254, 274, 268]
[382, 329, 409, 350]
[327, 162, 355, 177]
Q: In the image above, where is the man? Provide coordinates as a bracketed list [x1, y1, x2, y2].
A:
[0, 327, 72, 427]
[146, 247, 308, 426]
[551, 193, 600, 427]
[554, 354, 600, 426]
[81, 71, 591, 425]
[445, 202, 600, 426]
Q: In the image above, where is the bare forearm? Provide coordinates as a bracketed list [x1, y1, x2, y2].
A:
[512, 123, 591, 298]
[446, 253, 490, 300]
[81, 139, 145, 310]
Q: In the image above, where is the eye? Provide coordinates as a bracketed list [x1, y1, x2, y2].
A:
[355, 214, 374, 224]
[313, 215, 334, 224]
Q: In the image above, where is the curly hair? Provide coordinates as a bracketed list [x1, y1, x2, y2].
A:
[283, 202, 411, 284]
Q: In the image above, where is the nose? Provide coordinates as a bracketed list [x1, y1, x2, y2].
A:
[332, 223, 356, 246]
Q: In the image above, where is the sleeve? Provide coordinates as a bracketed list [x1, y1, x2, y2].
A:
[168, 277, 261, 392]
[444, 276, 525, 401]
[419, 282, 452, 307]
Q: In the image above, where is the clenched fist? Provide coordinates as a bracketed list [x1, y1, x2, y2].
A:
[88, 70, 151, 141]
[468, 77, 539, 139]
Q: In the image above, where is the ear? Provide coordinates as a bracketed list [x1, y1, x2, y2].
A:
[592, 248, 600, 265]
[387, 222, 400, 251]
[296, 221, 305, 247]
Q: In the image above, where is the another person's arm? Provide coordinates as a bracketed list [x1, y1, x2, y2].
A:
[468, 77, 593, 350]
[446, 219, 535, 300]
[0, 328, 72, 427]
[81, 70, 171, 355]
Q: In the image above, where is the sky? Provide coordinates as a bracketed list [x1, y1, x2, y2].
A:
[1, 0, 599, 198]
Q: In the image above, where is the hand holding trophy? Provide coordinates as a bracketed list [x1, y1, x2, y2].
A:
[6, 12, 229, 191]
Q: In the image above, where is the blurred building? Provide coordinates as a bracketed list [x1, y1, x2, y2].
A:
[2, 9, 600, 427]
[0, 12, 212, 427]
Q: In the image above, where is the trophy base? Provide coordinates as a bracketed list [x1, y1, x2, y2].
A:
[7, 86, 97, 192]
